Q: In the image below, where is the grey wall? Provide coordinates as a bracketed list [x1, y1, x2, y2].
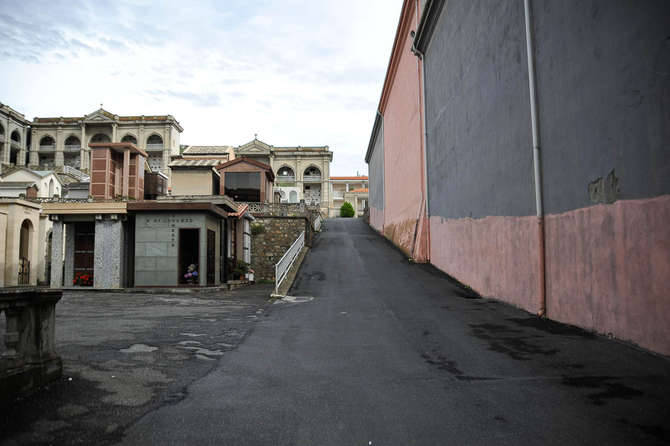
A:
[425, 0, 535, 219]
[135, 212, 211, 287]
[533, 0, 670, 214]
[368, 119, 385, 211]
[424, 0, 670, 219]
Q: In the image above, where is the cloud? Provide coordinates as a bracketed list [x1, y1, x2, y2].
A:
[0, 0, 403, 175]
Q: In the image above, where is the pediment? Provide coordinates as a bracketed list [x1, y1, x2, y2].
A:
[83, 108, 117, 123]
[236, 138, 272, 155]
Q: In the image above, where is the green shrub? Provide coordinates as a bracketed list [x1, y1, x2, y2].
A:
[340, 202, 355, 218]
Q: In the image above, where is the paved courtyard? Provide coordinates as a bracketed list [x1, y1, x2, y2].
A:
[0, 285, 273, 446]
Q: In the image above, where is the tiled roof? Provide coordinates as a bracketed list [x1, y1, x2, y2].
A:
[350, 188, 369, 193]
[229, 203, 249, 218]
[182, 145, 233, 154]
[169, 159, 222, 168]
[330, 176, 369, 180]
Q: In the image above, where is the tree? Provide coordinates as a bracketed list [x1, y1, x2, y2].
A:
[340, 201, 355, 218]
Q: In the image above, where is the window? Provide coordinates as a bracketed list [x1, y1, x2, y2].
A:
[121, 134, 137, 144]
[91, 133, 110, 143]
[224, 172, 260, 202]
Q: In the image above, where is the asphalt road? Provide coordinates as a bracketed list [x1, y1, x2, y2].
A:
[122, 218, 670, 445]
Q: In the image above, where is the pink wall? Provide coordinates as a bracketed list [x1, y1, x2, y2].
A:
[545, 195, 670, 356]
[429, 195, 670, 356]
[430, 215, 541, 313]
[370, 207, 384, 233]
[382, 0, 428, 260]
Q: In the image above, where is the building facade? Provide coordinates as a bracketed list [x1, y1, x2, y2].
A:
[365, 0, 429, 261]
[0, 103, 31, 168]
[367, 0, 670, 356]
[329, 176, 368, 217]
[234, 138, 332, 215]
[29, 108, 182, 176]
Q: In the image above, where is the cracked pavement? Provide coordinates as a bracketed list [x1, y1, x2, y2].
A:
[0, 285, 273, 446]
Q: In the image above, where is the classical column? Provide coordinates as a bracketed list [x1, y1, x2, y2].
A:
[2, 119, 10, 165]
[29, 129, 39, 166]
[165, 125, 171, 154]
[139, 124, 145, 150]
[55, 126, 64, 167]
[50, 219, 64, 288]
[80, 123, 87, 171]
[18, 126, 27, 166]
[112, 123, 118, 142]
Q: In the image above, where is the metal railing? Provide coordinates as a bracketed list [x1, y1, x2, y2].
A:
[275, 230, 305, 295]
[39, 145, 56, 152]
[63, 165, 89, 181]
[303, 175, 321, 182]
[64, 145, 81, 152]
[146, 144, 164, 151]
[277, 176, 295, 183]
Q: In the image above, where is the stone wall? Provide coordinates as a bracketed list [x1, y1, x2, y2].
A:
[250, 216, 310, 281]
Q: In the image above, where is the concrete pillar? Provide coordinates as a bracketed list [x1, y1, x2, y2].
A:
[112, 123, 118, 142]
[29, 129, 38, 166]
[50, 220, 63, 288]
[2, 123, 10, 164]
[94, 217, 123, 289]
[80, 123, 87, 171]
[63, 223, 75, 286]
[122, 149, 130, 197]
[139, 124, 145, 151]
[55, 127, 64, 167]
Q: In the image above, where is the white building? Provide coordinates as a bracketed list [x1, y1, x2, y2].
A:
[0, 167, 64, 199]
[29, 107, 183, 176]
[0, 103, 31, 168]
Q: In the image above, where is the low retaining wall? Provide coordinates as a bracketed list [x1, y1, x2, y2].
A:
[250, 216, 312, 281]
[0, 288, 63, 404]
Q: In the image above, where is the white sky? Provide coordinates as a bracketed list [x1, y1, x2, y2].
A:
[0, 0, 404, 176]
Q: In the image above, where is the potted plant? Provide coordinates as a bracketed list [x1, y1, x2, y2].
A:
[232, 260, 250, 280]
[73, 272, 93, 286]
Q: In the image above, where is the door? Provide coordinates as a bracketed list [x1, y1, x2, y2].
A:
[74, 222, 95, 286]
[178, 228, 200, 285]
[207, 229, 215, 285]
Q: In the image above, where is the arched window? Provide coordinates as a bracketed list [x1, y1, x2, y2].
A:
[146, 134, 163, 150]
[121, 134, 137, 144]
[64, 135, 81, 148]
[304, 166, 321, 179]
[40, 136, 55, 148]
[289, 190, 298, 203]
[91, 133, 111, 143]
[48, 179, 55, 197]
[0, 123, 4, 136]
[11, 130, 21, 143]
[278, 166, 295, 178]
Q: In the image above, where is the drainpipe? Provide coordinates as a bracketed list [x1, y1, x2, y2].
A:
[524, 0, 546, 317]
[411, 0, 431, 262]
